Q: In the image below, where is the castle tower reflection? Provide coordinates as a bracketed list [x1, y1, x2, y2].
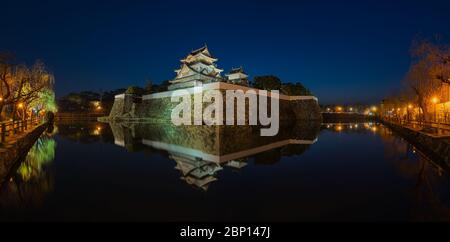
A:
[109, 122, 320, 191]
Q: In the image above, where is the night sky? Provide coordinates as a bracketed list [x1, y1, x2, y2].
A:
[1, 0, 449, 104]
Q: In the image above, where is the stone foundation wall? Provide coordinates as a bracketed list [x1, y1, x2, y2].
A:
[105, 82, 322, 123]
[290, 99, 322, 120]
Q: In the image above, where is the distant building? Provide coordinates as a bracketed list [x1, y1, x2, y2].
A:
[169, 45, 224, 90]
[225, 67, 249, 86]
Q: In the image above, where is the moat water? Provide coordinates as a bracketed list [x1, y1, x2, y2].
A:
[0, 121, 449, 221]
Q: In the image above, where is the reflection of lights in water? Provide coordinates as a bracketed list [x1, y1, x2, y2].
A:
[18, 137, 56, 182]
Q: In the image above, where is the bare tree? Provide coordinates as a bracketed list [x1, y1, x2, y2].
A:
[405, 38, 447, 121]
[0, 53, 54, 122]
[411, 38, 450, 85]
[0, 53, 15, 122]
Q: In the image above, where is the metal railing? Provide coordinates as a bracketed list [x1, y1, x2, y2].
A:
[0, 118, 42, 143]
[381, 117, 450, 135]
[406, 120, 450, 131]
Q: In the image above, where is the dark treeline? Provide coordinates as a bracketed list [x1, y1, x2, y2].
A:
[58, 89, 124, 113]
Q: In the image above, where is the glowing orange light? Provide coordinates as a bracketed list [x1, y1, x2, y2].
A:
[93, 126, 102, 135]
[371, 106, 377, 112]
[0, 97, 3, 102]
[408, 104, 413, 109]
[18, 103, 24, 109]
[431, 97, 439, 104]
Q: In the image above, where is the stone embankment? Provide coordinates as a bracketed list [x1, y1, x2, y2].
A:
[103, 82, 322, 123]
[381, 120, 450, 167]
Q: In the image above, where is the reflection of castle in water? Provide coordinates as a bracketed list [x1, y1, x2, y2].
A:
[109, 122, 320, 191]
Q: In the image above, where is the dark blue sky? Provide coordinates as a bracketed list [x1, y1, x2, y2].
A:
[1, 0, 449, 104]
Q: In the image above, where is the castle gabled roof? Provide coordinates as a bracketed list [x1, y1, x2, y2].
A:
[190, 45, 211, 57]
[229, 67, 247, 75]
[181, 45, 218, 64]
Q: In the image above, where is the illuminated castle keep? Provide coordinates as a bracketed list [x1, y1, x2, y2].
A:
[168, 45, 250, 90]
[169, 46, 224, 90]
[106, 45, 322, 123]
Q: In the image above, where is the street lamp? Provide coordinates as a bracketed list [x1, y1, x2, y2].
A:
[17, 103, 25, 121]
[431, 96, 439, 122]
[407, 104, 413, 122]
